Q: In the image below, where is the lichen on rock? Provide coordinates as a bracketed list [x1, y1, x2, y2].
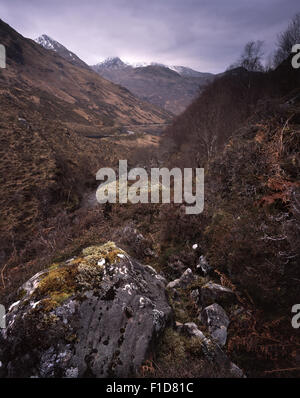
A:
[0, 241, 172, 378]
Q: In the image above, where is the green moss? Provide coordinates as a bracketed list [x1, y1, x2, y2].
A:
[51, 292, 73, 305]
[35, 265, 78, 299]
[29, 242, 125, 312]
[167, 282, 203, 325]
[185, 336, 206, 357]
[82, 241, 125, 264]
[155, 328, 205, 376]
[17, 288, 27, 300]
[48, 262, 60, 271]
[189, 276, 209, 290]
[156, 328, 186, 366]
[39, 298, 60, 312]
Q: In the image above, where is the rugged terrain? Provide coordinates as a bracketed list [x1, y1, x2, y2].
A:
[0, 18, 300, 379]
[158, 58, 300, 376]
[0, 18, 171, 276]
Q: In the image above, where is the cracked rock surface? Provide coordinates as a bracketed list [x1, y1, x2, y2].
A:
[0, 242, 172, 378]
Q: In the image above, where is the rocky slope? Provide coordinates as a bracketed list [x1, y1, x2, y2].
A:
[158, 58, 300, 376]
[0, 239, 248, 378]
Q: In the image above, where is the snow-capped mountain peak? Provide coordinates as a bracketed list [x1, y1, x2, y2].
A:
[35, 34, 62, 51]
[93, 57, 210, 77]
[95, 57, 128, 69]
[35, 34, 89, 70]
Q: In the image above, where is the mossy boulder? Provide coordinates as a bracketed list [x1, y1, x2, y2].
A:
[0, 242, 172, 378]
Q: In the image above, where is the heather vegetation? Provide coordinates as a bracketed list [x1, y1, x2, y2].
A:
[157, 19, 300, 376]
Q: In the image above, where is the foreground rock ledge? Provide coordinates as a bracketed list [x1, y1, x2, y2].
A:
[0, 242, 172, 378]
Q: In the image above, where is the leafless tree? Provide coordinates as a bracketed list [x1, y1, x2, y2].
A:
[273, 12, 300, 67]
[229, 40, 265, 72]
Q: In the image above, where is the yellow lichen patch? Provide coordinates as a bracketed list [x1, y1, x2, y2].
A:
[34, 264, 79, 309]
[69, 257, 84, 265]
[65, 333, 78, 343]
[39, 298, 60, 313]
[81, 242, 125, 265]
[30, 242, 126, 312]
[48, 262, 60, 271]
[51, 292, 73, 305]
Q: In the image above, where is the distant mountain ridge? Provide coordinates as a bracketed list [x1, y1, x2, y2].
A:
[92, 57, 215, 114]
[94, 56, 212, 78]
[1, 23, 170, 132]
[35, 34, 215, 114]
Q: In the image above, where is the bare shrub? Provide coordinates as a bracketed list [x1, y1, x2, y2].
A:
[273, 13, 300, 67]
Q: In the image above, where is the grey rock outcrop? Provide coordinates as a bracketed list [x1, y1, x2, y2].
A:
[0, 242, 172, 378]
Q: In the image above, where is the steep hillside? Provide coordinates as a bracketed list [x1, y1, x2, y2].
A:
[0, 19, 171, 136]
[157, 58, 300, 376]
[0, 19, 171, 295]
[163, 63, 300, 166]
[92, 57, 214, 114]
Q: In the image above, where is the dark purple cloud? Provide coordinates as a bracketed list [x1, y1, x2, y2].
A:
[0, 0, 299, 72]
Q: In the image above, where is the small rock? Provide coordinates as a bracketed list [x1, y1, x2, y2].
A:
[167, 268, 195, 290]
[180, 268, 195, 285]
[229, 362, 246, 378]
[170, 259, 186, 276]
[201, 282, 235, 306]
[167, 279, 180, 289]
[196, 255, 213, 276]
[201, 303, 230, 346]
[144, 248, 156, 257]
[65, 367, 79, 378]
[181, 322, 206, 340]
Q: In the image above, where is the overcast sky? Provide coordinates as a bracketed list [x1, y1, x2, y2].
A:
[0, 0, 299, 73]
